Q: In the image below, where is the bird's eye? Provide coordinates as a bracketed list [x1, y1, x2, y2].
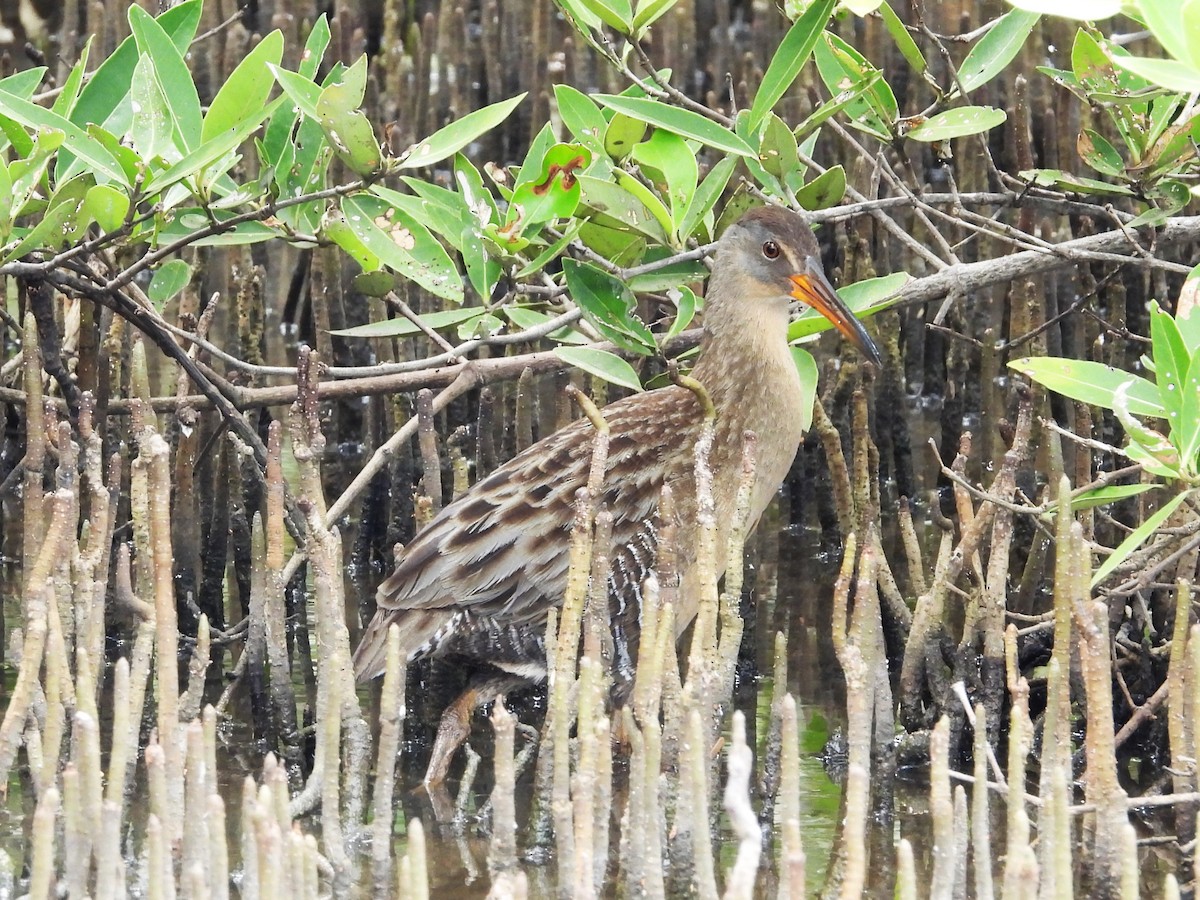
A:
[762, 240, 780, 259]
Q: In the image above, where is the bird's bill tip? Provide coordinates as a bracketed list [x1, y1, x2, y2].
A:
[789, 272, 881, 366]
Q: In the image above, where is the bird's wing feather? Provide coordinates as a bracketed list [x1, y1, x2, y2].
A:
[373, 384, 702, 627]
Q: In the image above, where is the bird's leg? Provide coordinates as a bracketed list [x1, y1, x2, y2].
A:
[423, 687, 479, 786]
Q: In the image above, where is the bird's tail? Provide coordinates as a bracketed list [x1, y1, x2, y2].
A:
[351, 609, 449, 682]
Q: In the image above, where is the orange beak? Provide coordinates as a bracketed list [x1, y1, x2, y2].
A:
[789, 263, 881, 366]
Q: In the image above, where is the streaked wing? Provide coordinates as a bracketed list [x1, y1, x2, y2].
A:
[374, 384, 701, 633]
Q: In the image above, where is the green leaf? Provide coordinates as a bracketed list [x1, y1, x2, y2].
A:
[957, 9, 1039, 94]
[129, 54, 174, 162]
[1043, 483, 1160, 514]
[1150, 301, 1190, 429]
[1092, 491, 1190, 587]
[269, 64, 323, 121]
[128, 4, 202, 151]
[68, 0, 200, 142]
[1177, 340, 1200, 471]
[315, 56, 382, 175]
[579, 174, 671, 243]
[1008, 357, 1166, 417]
[604, 112, 648, 161]
[554, 84, 608, 154]
[454, 153, 499, 223]
[331, 307, 485, 338]
[746, 0, 836, 132]
[0, 90, 125, 185]
[1185, 0, 1200, 70]
[398, 94, 527, 169]
[613, 170, 675, 241]
[1006, 0, 1120, 17]
[562, 258, 657, 355]
[594, 94, 756, 157]
[148, 259, 192, 308]
[632, 0, 677, 33]
[51, 42, 90, 118]
[515, 221, 584, 278]
[791, 346, 819, 432]
[1018, 168, 1134, 196]
[813, 34, 895, 140]
[665, 285, 700, 340]
[155, 215, 282, 247]
[1, 174, 95, 263]
[758, 113, 800, 180]
[578, 221, 647, 267]
[1077, 128, 1125, 176]
[879, 1, 926, 74]
[1176, 295, 1200, 354]
[554, 346, 643, 392]
[0, 68, 47, 100]
[792, 71, 882, 141]
[7, 130, 64, 216]
[202, 31, 283, 144]
[630, 129, 697, 225]
[678, 155, 736, 241]
[0, 167, 11, 242]
[906, 106, 1007, 141]
[624, 255, 707, 291]
[513, 122, 558, 196]
[577, 0, 633, 33]
[1121, 382, 1181, 476]
[84, 184, 129, 232]
[505, 306, 590, 343]
[795, 165, 846, 210]
[340, 194, 463, 302]
[148, 96, 284, 194]
[1137, 0, 1193, 68]
[503, 143, 592, 239]
[352, 271, 396, 297]
[1111, 56, 1200, 93]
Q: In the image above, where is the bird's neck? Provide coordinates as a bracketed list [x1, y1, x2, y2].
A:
[689, 297, 805, 524]
[690, 297, 798, 416]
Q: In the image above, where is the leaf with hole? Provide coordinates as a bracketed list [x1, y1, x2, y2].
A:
[502, 143, 592, 240]
[341, 194, 463, 302]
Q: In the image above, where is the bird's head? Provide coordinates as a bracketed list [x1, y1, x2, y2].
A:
[710, 206, 881, 366]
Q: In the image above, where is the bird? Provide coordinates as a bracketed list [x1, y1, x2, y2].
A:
[353, 205, 880, 785]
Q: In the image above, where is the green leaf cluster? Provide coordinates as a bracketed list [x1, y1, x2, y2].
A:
[0, 0, 903, 403]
